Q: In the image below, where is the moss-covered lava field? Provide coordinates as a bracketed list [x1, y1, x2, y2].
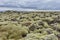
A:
[0, 11, 60, 40]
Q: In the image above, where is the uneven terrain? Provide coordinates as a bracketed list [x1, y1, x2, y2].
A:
[0, 11, 60, 40]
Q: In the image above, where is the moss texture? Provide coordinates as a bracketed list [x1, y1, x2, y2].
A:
[0, 11, 60, 40]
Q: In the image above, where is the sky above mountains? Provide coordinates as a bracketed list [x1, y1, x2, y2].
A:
[0, 0, 60, 11]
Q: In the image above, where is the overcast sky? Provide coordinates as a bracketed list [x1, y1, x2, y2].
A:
[0, 0, 60, 11]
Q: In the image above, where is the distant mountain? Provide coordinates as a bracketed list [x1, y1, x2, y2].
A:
[0, 4, 39, 10]
[0, 4, 60, 10]
[0, 4, 21, 8]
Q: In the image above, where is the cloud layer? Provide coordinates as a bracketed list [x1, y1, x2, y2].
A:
[0, 0, 60, 11]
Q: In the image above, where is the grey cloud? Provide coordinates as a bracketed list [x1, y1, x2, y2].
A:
[0, 0, 60, 10]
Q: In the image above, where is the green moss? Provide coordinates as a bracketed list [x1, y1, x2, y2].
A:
[0, 11, 60, 40]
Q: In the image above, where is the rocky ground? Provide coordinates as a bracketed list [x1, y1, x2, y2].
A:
[0, 11, 60, 40]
